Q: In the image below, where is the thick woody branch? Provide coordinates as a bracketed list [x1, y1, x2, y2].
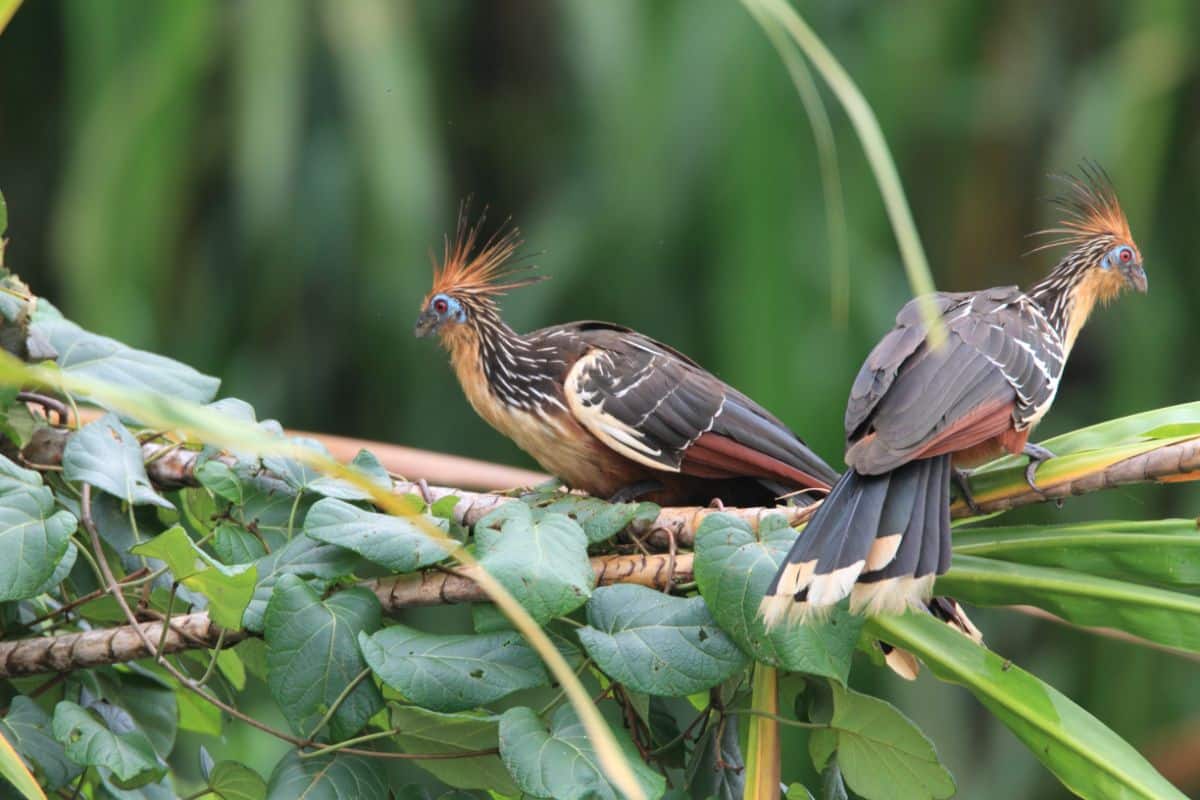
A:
[7, 425, 1196, 679]
[0, 553, 694, 678]
[0, 612, 245, 678]
[21, 426, 817, 546]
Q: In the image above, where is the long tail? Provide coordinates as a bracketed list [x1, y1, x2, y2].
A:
[759, 455, 952, 627]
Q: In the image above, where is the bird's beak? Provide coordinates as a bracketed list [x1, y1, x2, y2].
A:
[414, 311, 439, 338]
[1126, 265, 1148, 294]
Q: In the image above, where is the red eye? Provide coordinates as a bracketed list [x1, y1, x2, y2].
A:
[433, 298, 449, 314]
[1119, 248, 1133, 263]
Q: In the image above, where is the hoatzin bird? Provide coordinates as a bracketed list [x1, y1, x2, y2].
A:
[414, 216, 839, 507]
[761, 164, 1147, 626]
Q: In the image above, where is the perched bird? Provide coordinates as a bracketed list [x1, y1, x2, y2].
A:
[414, 214, 839, 507]
[761, 164, 1147, 626]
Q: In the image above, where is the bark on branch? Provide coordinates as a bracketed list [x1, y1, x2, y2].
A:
[0, 553, 694, 678]
[7, 423, 1196, 679]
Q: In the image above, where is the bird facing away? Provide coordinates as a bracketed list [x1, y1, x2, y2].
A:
[414, 215, 839, 507]
[760, 164, 1147, 626]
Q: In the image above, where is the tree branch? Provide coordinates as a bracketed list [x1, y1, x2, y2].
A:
[0, 553, 695, 678]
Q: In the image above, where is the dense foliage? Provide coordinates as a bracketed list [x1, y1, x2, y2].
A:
[0, 197, 1196, 798]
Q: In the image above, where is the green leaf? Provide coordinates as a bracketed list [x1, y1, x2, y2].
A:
[981, 401, 1200, 470]
[30, 542, 77, 598]
[869, 612, 1189, 800]
[264, 576, 383, 741]
[304, 497, 451, 573]
[242, 535, 358, 632]
[208, 761, 266, 800]
[814, 682, 954, 800]
[359, 625, 547, 712]
[263, 439, 395, 501]
[227, 472, 317, 550]
[130, 525, 256, 629]
[51, 701, 163, 788]
[693, 513, 862, 682]
[265, 750, 386, 800]
[195, 460, 243, 504]
[0, 457, 76, 602]
[535, 495, 660, 544]
[30, 301, 220, 405]
[475, 504, 593, 625]
[939, 554, 1200, 653]
[212, 521, 266, 564]
[389, 707, 516, 795]
[0, 696, 81, 791]
[94, 670, 178, 761]
[953, 519, 1200, 590]
[305, 449, 392, 501]
[498, 705, 666, 800]
[577, 584, 747, 697]
[62, 413, 173, 508]
[685, 715, 744, 800]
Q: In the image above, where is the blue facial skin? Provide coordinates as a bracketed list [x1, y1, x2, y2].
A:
[414, 293, 466, 337]
[1100, 244, 1148, 292]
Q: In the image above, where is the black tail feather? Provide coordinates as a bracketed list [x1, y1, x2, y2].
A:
[761, 455, 953, 627]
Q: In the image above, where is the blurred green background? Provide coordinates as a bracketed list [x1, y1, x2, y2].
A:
[2, 1, 1199, 797]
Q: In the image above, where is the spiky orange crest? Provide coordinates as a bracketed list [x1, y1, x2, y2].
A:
[1030, 161, 1135, 254]
[426, 210, 542, 301]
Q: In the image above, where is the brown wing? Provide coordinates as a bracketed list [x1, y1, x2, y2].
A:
[551, 324, 838, 490]
[844, 287, 1065, 475]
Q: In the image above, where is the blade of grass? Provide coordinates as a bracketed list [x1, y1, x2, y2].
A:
[746, 3, 849, 324]
[0, 0, 21, 36]
[0, 353, 647, 800]
[743, 663, 781, 800]
[745, 0, 944, 344]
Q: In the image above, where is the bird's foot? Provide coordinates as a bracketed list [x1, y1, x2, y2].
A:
[607, 480, 664, 504]
[951, 468, 983, 515]
[1022, 443, 1056, 494]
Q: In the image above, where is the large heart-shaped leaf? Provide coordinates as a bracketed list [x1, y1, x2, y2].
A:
[30, 301, 220, 405]
[869, 613, 1188, 799]
[62, 413, 172, 508]
[265, 750, 385, 800]
[359, 625, 547, 712]
[51, 701, 163, 788]
[304, 497, 451, 573]
[499, 705, 666, 800]
[264, 576, 383, 742]
[577, 584, 747, 697]
[475, 504, 593, 625]
[242, 535, 358, 632]
[809, 682, 954, 800]
[0, 457, 76, 602]
[938, 554, 1200, 652]
[389, 707, 516, 795]
[131, 525, 257, 629]
[693, 513, 862, 682]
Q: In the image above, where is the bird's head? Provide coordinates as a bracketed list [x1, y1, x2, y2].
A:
[1034, 162, 1147, 299]
[415, 208, 543, 341]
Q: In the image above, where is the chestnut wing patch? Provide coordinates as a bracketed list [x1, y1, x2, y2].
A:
[845, 288, 1064, 475]
[563, 331, 837, 488]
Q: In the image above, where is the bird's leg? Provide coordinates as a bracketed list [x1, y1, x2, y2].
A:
[951, 468, 982, 515]
[1022, 443, 1056, 493]
[607, 479, 664, 504]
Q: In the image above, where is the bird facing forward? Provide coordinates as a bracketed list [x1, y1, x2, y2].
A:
[760, 164, 1147, 627]
[415, 214, 839, 507]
